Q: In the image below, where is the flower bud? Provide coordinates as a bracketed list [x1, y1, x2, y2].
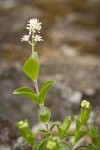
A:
[81, 100, 90, 109]
[17, 119, 28, 130]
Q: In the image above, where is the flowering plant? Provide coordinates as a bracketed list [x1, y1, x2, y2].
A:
[13, 18, 100, 150]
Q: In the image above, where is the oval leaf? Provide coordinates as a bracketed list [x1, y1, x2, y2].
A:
[39, 80, 56, 105]
[23, 58, 39, 82]
[13, 87, 39, 104]
[13, 87, 36, 94]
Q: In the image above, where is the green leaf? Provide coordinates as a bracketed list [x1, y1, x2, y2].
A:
[57, 142, 73, 150]
[61, 116, 71, 138]
[39, 128, 48, 133]
[38, 138, 48, 150]
[13, 87, 39, 104]
[88, 125, 98, 138]
[39, 80, 56, 105]
[23, 58, 39, 82]
[61, 132, 74, 139]
[97, 135, 100, 148]
[74, 116, 81, 131]
[38, 106, 51, 123]
[92, 137, 98, 147]
[50, 123, 62, 137]
[13, 87, 36, 94]
[75, 130, 87, 143]
[79, 135, 100, 150]
[91, 135, 100, 148]
[80, 106, 92, 126]
[50, 123, 60, 131]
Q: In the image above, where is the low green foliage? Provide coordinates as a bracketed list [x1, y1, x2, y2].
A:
[13, 18, 100, 150]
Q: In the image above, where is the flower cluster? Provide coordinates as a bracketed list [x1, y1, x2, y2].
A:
[21, 18, 43, 43]
[21, 35, 30, 42]
[81, 100, 90, 109]
[32, 35, 43, 42]
[26, 18, 42, 34]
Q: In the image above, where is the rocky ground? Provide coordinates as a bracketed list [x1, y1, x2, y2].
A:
[0, 0, 100, 149]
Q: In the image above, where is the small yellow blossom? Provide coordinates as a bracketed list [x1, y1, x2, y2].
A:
[17, 119, 28, 129]
[81, 100, 90, 109]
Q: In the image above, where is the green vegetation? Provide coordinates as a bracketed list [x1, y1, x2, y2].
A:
[13, 18, 100, 150]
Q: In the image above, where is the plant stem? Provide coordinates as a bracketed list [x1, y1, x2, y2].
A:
[45, 123, 49, 131]
[34, 82, 39, 95]
[32, 32, 34, 57]
[41, 105, 45, 114]
[32, 44, 34, 57]
[34, 81, 49, 132]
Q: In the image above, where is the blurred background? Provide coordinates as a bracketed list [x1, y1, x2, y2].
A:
[0, 0, 100, 149]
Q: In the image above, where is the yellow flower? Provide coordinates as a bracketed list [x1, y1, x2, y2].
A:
[81, 100, 90, 109]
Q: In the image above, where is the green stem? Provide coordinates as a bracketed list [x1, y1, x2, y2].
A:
[32, 32, 34, 58]
[32, 44, 34, 58]
[34, 82, 49, 132]
[45, 123, 49, 131]
[34, 82, 39, 95]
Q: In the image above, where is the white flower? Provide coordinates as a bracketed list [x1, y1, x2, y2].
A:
[26, 18, 42, 35]
[33, 35, 43, 42]
[21, 35, 30, 41]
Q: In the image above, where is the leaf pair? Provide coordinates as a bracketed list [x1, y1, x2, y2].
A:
[60, 116, 72, 139]
[74, 105, 92, 143]
[50, 116, 72, 139]
[13, 80, 56, 105]
[74, 116, 86, 143]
